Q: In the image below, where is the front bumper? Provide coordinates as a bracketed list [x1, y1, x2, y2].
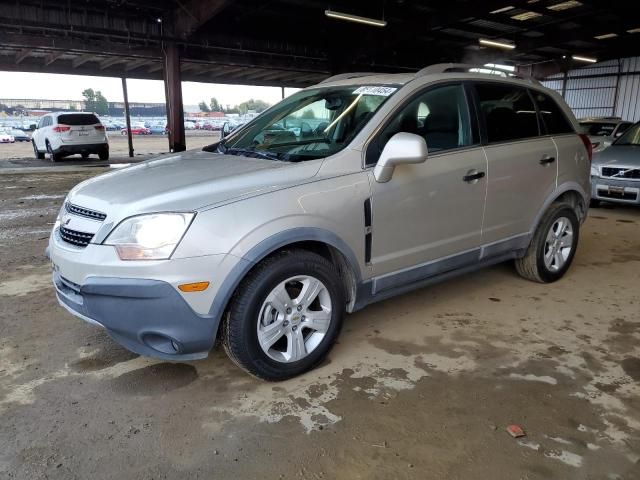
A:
[54, 270, 218, 360]
[591, 176, 640, 205]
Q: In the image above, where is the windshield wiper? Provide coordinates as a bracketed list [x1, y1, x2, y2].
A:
[225, 147, 280, 161]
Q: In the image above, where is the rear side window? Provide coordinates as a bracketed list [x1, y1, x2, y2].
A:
[57, 114, 100, 126]
[531, 91, 574, 135]
[475, 83, 539, 143]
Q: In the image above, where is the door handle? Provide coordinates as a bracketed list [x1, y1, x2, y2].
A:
[463, 170, 486, 183]
[540, 156, 556, 165]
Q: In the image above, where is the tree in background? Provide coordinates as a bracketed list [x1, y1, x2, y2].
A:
[82, 88, 109, 115]
[238, 99, 270, 114]
[198, 101, 211, 112]
[210, 97, 221, 112]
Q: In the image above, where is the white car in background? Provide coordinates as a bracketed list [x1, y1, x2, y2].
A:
[32, 112, 109, 162]
[0, 129, 15, 143]
[579, 117, 634, 153]
[184, 121, 196, 130]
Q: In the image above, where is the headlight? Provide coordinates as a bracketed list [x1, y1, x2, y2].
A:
[104, 212, 195, 260]
[590, 165, 599, 176]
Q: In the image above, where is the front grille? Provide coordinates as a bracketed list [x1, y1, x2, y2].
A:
[59, 226, 94, 247]
[65, 202, 107, 221]
[601, 167, 640, 180]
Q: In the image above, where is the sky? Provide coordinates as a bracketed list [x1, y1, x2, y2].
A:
[0, 72, 299, 108]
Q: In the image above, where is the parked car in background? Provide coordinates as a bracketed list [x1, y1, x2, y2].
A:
[149, 124, 167, 134]
[121, 126, 150, 135]
[580, 117, 633, 153]
[32, 112, 109, 162]
[49, 66, 590, 380]
[591, 121, 640, 207]
[0, 130, 15, 143]
[9, 129, 30, 142]
[184, 121, 196, 130]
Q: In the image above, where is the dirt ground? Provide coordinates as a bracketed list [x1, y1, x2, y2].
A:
[0, 132, 219, 167]
[0, 169, 639, 480]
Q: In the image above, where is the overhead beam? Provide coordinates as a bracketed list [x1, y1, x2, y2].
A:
[174, 0, 231, 38]
[72, 55, 93, 69]
[125, 59, 153, 72]
[99, 57, 124, 70]
[44, 51, 64, 66]
[14, 48, 31, 64]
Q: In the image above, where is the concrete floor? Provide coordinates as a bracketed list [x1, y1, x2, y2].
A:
[0, 170, 639, 480]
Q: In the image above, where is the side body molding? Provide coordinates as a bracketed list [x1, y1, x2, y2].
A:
[207, 227, 363, 335]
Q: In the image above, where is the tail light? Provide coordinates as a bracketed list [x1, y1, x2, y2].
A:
[52, 125, 71, 133]
[94, 125, 105, 131]
[579, 133, 593, 164]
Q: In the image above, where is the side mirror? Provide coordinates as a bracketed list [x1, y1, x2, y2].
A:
[373, 132, 428, 183]
[221, 122, 231, 138]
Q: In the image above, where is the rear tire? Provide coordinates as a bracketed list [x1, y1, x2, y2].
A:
[222, 249, 345, 381]
[98, 149, 109, 161]
[515, 203, 580, 283]
[81, 152, 90, 159]
[32, 141, 45, 160]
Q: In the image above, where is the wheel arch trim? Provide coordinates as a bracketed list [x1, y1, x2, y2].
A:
[207, 227, 362, 334]
[530, 182, 589, 235]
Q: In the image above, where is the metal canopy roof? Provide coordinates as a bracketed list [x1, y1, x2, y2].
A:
[0, 0, 638, 86]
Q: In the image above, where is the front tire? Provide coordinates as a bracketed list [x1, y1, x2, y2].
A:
[222, 249, 345, 381]
[515, 203, 580, 283]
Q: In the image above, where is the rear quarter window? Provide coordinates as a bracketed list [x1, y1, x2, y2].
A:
[57, 114, 100, 126]
[531, 91, 574, 135]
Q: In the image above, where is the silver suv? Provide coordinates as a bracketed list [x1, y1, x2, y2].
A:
[49, 64, 591, 380]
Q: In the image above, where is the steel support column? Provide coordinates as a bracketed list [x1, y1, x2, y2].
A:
[121, 77, 134, 158]
[163, 44, 186, 152]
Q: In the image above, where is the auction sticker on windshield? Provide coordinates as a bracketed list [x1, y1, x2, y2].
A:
[353, 86, 397, 96]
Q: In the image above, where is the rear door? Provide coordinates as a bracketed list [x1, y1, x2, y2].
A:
[474, 82, 558, 244]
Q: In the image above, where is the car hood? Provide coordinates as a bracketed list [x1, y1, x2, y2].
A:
[67, 150, 322, 217]
[593, 145, 640, 168]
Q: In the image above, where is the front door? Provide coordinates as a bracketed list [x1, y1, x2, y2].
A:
[367, 83, 488, 279]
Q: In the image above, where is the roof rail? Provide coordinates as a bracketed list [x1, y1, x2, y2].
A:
[320, 72, 378, 84]
[414, 63, 541, 86]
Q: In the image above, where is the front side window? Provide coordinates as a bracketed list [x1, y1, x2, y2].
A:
[476, 83, 539, 143]
[216, 85, 397, 162]
[367, 84, 473, 165]
[531, 91, 574, 135]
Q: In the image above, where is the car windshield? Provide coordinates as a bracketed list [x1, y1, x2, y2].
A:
[214, 85, 399, 162]
[580, 122, 617, 136]
[613, 123, 640, 146]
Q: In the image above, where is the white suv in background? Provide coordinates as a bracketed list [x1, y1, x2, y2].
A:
[32, 112, 109, 162]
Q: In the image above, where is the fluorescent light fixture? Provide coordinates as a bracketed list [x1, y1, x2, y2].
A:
[627, 27, 640, 34]
[547, 1, 582, 11]
[594, 33, 618, 40]
[479, 38, 516, 50]
[325, 10, 387, 27]
[511, 11, 542, 21]
[572, 55, 597, 63]
[490, 6, 515, 14]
